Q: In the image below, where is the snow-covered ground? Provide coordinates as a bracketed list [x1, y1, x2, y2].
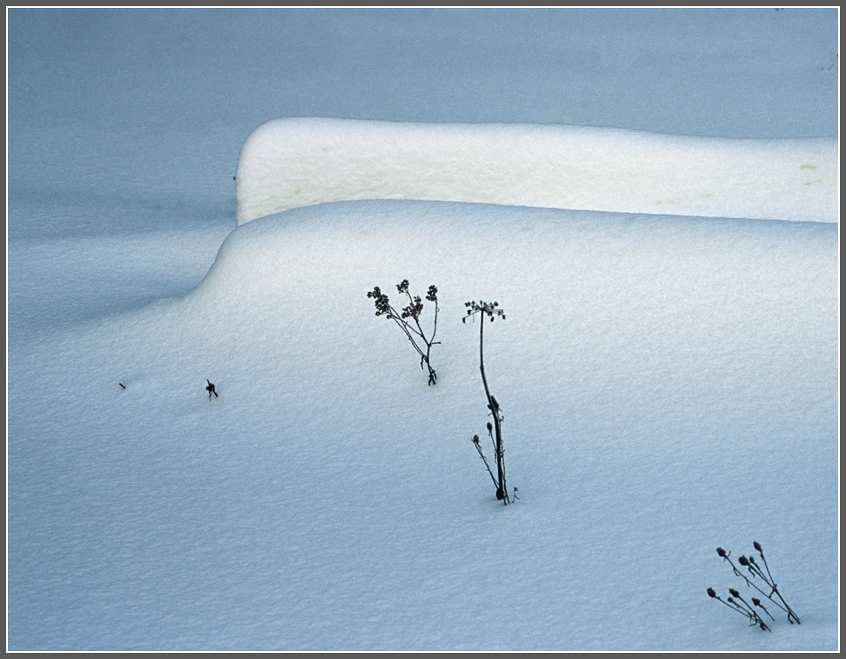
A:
[6, 8, 839, 651]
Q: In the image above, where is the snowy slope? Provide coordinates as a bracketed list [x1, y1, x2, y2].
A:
[8, 201, 838, 650]
[236, 118, 837, 224]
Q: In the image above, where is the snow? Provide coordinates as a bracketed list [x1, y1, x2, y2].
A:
[6, 7, 839, 652]
[236, 118, 837, 224]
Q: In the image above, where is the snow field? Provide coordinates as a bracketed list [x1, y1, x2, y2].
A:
[7, 7, 838, 651]
[235, 118, 838, 225]
[7, 200, 838, 650]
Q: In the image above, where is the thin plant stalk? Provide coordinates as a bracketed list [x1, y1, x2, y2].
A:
[478, 311, 506, 502]
[464, 300, 509, 505]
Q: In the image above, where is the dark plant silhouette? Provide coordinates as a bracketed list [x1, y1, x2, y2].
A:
[367, 280, 440, 385]
[706, 587, 771, 631]
[206, 379, 218, 400]
[464, 300, 515, 505]
[708, 541, 800, 631]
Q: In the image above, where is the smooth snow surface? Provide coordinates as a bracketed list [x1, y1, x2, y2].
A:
[8, 202, 839, 650]
[236, 118, 837, 225]
[7, 7, 839, 652]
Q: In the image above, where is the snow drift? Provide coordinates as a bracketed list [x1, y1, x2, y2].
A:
[8, 200, 839, 650]
[235, 118, 837, 225]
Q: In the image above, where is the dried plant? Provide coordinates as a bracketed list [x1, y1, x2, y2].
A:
[464, 300, 515, 505]
[367, 280, 440, 385]
[708, 541, 800, 631]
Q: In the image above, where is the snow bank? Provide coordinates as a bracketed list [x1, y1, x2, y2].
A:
[9, 200, 838, 650]
[235, 118, 837, 225]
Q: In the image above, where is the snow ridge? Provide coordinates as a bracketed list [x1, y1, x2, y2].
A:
[236, 118, 837, 225]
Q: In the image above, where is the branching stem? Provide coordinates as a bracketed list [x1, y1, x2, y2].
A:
[368, 281, 439, 385]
